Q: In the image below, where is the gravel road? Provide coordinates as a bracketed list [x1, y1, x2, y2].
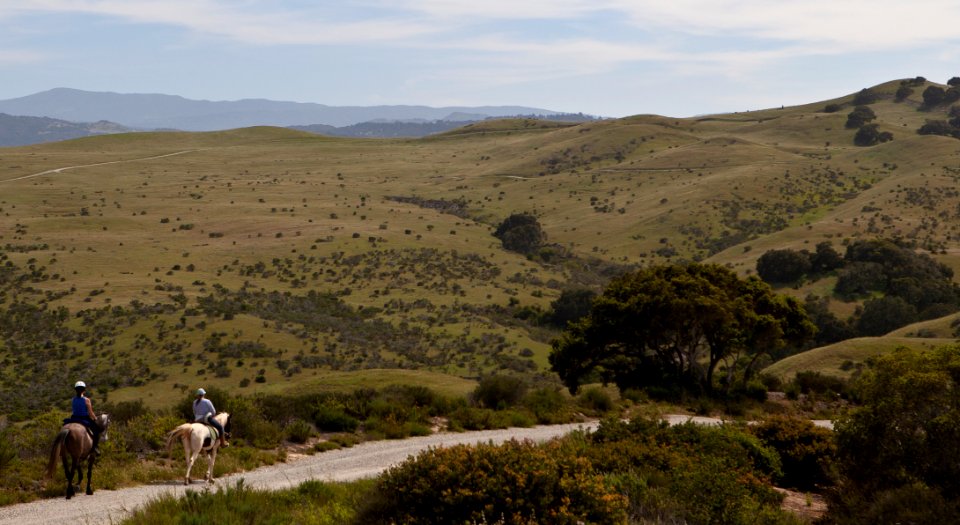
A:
[0, 416, 833, 525]
[0, 422, 599, 525]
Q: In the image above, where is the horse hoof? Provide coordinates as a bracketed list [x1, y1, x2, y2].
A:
[86, 489, 94, 496]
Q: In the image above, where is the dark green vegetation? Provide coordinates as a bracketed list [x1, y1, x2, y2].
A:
[550, 263, 814, 396]
[828, 345, 960, 523]
[756, 239, 960, 343]
[0, 380, 592, 505]
[125, 418, 815, 525]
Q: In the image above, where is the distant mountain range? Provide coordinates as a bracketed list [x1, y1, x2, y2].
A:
[292, 113, 597, 139]
[0, 113, 130, 147]
[0, 88, 562, 131]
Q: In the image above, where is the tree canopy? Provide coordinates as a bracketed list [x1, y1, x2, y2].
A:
[549, 263, 814, 396]
[493, 212, 546, 254]
[830, 346, 960, 522]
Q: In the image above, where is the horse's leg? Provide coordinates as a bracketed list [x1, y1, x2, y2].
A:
[206, 447, 217, 483]
[186, 440, 202, 485]
[85, 455, 94, 495]
[61, 454, 73, 499]
[66, 457, 78, 499]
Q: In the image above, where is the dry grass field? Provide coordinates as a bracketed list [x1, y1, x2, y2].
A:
[4, 78, 960, 409]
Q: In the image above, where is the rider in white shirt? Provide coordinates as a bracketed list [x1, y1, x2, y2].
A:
[193, 388, 228, 447]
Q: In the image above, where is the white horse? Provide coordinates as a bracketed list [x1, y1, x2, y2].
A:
[165, 412, 231, 485]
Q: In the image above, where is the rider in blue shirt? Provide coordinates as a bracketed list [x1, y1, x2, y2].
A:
[193, 388, 228, 447]
[67, 381, 101, 455]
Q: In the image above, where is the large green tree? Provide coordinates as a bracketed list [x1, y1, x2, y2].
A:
[829, 346, 960, 523]
[549, 264, 814, 395]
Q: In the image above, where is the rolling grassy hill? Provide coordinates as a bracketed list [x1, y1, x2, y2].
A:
[3, 78, 960, 412]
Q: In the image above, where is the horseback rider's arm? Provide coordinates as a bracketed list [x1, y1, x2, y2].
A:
[85, 397, 97, 420]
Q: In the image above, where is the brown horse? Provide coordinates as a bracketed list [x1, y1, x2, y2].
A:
[46, 413, 110, 499]
[165, 412, 231, 485]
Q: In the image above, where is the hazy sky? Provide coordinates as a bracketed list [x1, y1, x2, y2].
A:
[2, 1, 960, 117]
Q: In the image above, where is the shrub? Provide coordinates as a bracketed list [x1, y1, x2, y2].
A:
[578, 386, 615, 414]
[756, 248, 811, 283]
[493, 213, 546, 254]
[852, 88, 878, 105]
[845, 105, 876, 129]
[895, 84, 914, 102]
[823, 103, 842, 113]
[585, 418, 792, 525]
[313, 402, 360, 433]
[922, 85, 947, 107]
[472, 375, 528, 409]
[285, 419, 313, 444]
[751, 416, 835, 491]
[828, 346, 960, 522]
[523, 387, 573, 424]
[918, 119, 958, 137]
[361, 439, 628, 525]
[854, 124, 892, 146]
[792, 371, 847, 396]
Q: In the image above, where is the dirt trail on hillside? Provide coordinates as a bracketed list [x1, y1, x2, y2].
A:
[0, 422, 598, 525]
[0, 150, 197, 183]
[0, 416, 833, 525]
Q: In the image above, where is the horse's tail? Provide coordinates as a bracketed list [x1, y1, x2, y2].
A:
[165, 424, 193, 456]
[46, 428, 69, 479]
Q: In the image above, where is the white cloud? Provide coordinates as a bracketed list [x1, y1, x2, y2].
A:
[4, 0, 959, 92]
[2, 0, 438, 45]
[0, 49, 48, 64]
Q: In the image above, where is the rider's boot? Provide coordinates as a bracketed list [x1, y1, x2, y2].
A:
[220, 436, 230, 447]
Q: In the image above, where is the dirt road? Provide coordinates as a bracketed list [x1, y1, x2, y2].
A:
[0, 422, 598, 525]
[0, 416, 833, 525]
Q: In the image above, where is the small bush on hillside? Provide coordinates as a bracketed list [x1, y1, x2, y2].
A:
[918, 119, 960, 137]
[493, 213, 547, 254]
[852, 88, 878, 105]
[922, 86, 947, 108]
[285, 419, 313, 444]
[578, 386, 615, 414]
[845, 105, 876, 129]
[313, 402, 360, 433]
[756, 248, 811, 283]
[895, 84, 914, 102]
[523, 387, 573, 424]
[854, 124, 893, 146]
[823, 103, 842, 113]
[792, 371, 847, 397]
[472, 374, 528, 409]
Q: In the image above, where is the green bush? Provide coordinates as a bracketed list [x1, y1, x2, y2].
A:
[751, 416, 835, 491]
[578, 386, 615, 414]
[585, 418, 794, 525]
[523, 387, 573, 424]
[285, 419, 313, 444]
[313, 402, 360, 433]
[472, 374, 528, 409]
[360, 439, 627, 525]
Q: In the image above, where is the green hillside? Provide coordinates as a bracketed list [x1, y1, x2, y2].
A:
[4, 78, 960, 412]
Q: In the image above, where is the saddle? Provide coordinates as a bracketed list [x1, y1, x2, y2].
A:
[63, 417, 97, 437]
[201, 425, 219, 448]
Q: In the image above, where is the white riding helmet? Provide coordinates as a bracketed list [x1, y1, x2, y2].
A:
[196, 388, 206, 396]
[74, 381, 86, 389]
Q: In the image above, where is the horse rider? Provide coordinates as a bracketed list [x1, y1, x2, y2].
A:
[193, 388, 228, 447]
[66, 381, 102, 455]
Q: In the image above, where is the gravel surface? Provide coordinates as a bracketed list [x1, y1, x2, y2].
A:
[0, 415, 834, 525]
[0, 422, 598, 525]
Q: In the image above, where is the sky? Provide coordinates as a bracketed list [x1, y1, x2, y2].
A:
[2, 1, 960, 117]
